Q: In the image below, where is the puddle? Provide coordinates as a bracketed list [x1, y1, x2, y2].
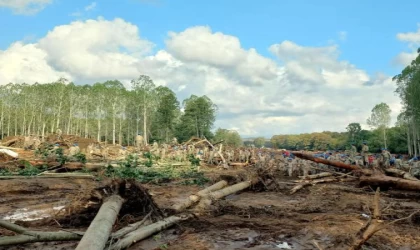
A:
[2, 205, 66, 222]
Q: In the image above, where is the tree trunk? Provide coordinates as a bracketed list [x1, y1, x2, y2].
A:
[359, 175, 420, 191]
[292, 152, 361, 171]
[407, 124, 412, 156]
[385, 168, 418, 181]
[383, 127, 387, 149]
[110, 215, 192, 250]
[197, 181, 252, 209]
[412, 121, 418, 157]
[75, 195, 124, 250]
[143, 107, 147, 145]
[172, 180, 228, 212]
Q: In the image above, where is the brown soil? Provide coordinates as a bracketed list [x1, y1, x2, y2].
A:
[1, 169, 420, 250]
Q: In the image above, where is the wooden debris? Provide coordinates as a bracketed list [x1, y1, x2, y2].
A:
[110, 214, 193, 250]
[292, 152, 361, 171]
[299, 172, 333, 180]
[172, 180, 228, 212]
[197, 181, 252, 209]
[290, 177, 339, 194]
[385, 168, 418, 181]
[0, 220, 82, 246]
[359, 175, 420, 191]
[76, 195, 125, 250]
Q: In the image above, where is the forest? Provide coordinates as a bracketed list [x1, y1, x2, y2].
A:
[0, 75, 217, 145]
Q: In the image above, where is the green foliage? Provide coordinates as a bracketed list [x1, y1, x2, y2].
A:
[188, 154, 200, 166]
[253, 137, 266, 148]
[175, 95, 217, 142]
[142, 152, 153, 167]
[72, 152, 87, 164]
[105, 155, 208, 185]
[18, 164, 46, 176]
[0, 169, 12, 176]
[213, 128, 243, 147]
[346, 123, 362, 143]
[0, 76, 217, 146]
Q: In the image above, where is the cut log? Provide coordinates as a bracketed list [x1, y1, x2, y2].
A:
[229, 162, 248, 167]
[0, 220, 82, 246]
[292, 152, 361, 171]
[111, 211, 152, 238]
[0, 174, 94, 179]
[172, 180, 228, 212]
[76, 195, 125, 250]
[197, 181, 252, 209]
[0, 149, 18, 158]
[290, 177, 339, 194]
[359, 175, 420, 191]
[299, 172, 333, 180]
[2, 138, 19, 147]
[385, 168, 418, 181]
[110, 214, 193, 250]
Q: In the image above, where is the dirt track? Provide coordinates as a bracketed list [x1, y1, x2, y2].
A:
[1, 168, 420, 250]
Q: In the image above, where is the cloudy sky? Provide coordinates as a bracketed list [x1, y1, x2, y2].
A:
[1, 0, 419, 137]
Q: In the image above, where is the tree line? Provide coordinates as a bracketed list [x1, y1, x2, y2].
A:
[0, 76, 217, 145]
[393, 48, 420, 157]
[269, 101, 407, 153]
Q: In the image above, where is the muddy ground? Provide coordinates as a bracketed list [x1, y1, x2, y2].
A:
[1, 166, 420, 250]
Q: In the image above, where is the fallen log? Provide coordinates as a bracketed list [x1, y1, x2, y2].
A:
[385, 168, 418, 181]
[172, 180, 228, 212]
[0, 174, 94, 179]
[0, 149, 18, 158]
[299, 172, 333, 180]
[359, 175, 420, 191]
[76, 195, 125, 250]
[2, 138, 19, 147]
[111, 211, 152, 238]
[197, 181, 252, 209]
[110, 214, 193, 250]
[292, 152, 361, 171]
[0, 220, 82, 246]
[290, 177, 339, 194]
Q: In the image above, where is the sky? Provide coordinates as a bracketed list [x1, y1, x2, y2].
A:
[1, 0, 420, 137]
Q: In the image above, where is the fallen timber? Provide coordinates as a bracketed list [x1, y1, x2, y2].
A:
[291, 151, 420, 192]
[292, 151, 361, 171]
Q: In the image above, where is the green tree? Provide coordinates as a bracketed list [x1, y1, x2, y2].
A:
[131, 75, 157, 145]
[175, 95, 217, 142]
[346, 123, 361, 143]
[213, 128, 243, 147]
[253, 137, 266, 148]
[154, 86, 180, 142]
[367, 103, 392, 148]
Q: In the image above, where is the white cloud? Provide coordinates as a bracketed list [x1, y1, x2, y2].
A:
[0, 0, 52, 14]
[0, 42, 71, 84]
[397, 25, 420, 45]
[84, 2, 96, 11]
[37, 18, 153, 82]
[0, 18, 405, 137]
[394, 25, 420, 66]
[338, 31, 347, 41]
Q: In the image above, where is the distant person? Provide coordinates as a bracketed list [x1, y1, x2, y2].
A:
[56, 128, 63, 140]
[361, 141, 369, 167]
[135, 133, 143, 151]
[350, 143, 357, 164]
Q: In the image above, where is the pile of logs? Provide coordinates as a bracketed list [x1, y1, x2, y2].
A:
[0, 179, 254, 249]
[290, 152, 420, 194]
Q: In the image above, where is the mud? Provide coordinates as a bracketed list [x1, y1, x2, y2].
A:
[1, 170, 420, 250]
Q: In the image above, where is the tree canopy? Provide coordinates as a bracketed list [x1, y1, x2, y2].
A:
[0, 76, 216, 145]
[213, 128, 243, 147]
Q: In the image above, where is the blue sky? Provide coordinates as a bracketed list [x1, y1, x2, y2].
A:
[0, 0, 418, 76]
[0, 0, 418, 136]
